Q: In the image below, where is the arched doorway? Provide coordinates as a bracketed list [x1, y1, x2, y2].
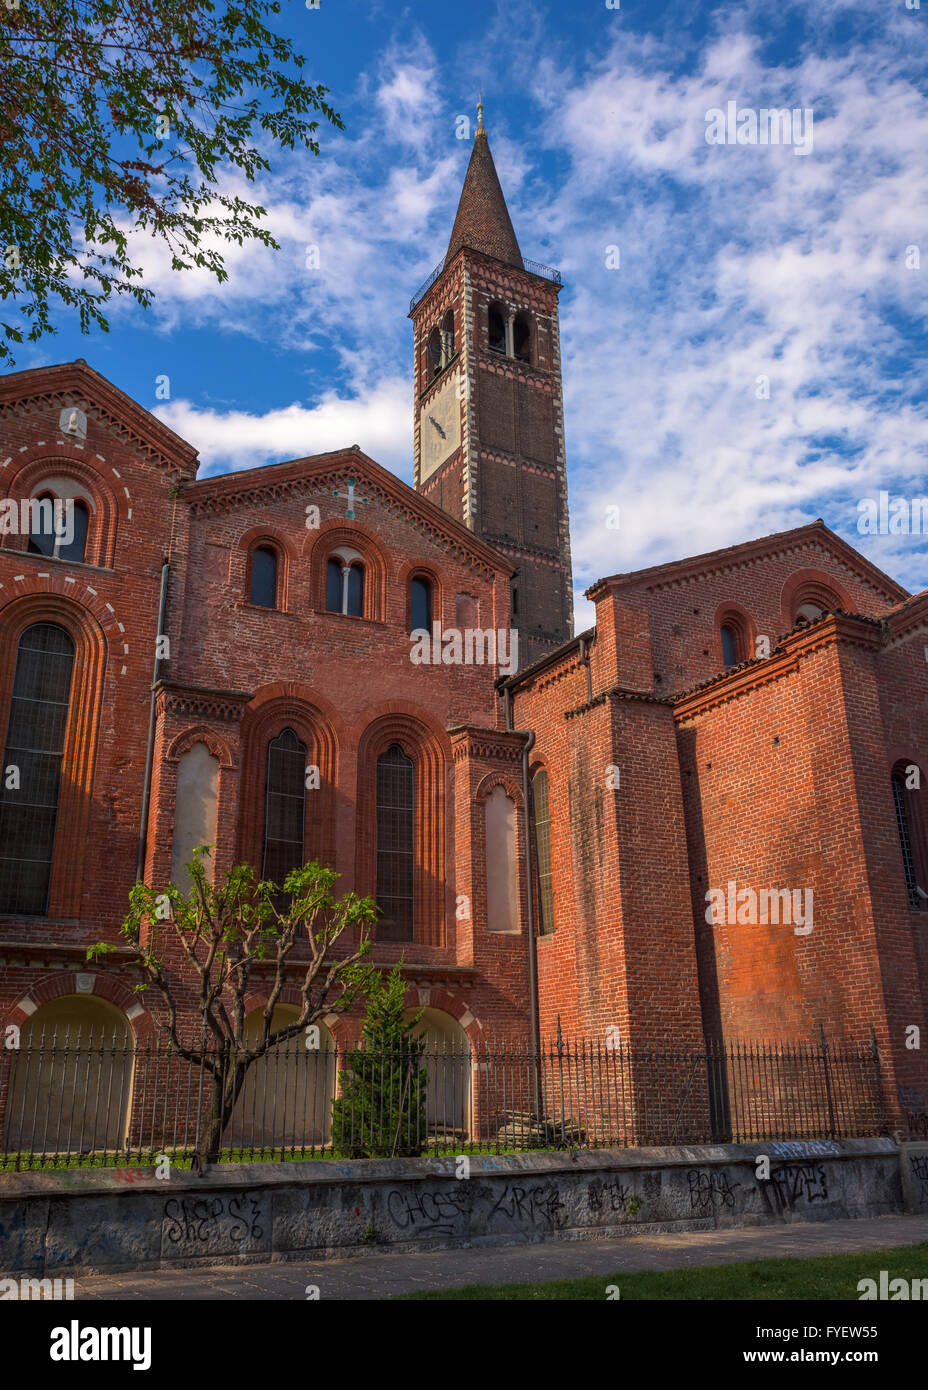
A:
[228, 1006, 336, 1153]
[4, 994, 133, 1156]
[403, 1007, 472, 1141]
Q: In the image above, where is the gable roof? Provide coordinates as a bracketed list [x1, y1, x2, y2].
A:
[586, 519, 909, 606]
[183, 446, 515, 580]
[0, 359, 199, 478]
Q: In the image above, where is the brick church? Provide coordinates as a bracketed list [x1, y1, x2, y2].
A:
[0, 106, 926, 1141]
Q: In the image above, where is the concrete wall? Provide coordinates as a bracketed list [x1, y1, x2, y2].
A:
[0, 1138, 917, 1277]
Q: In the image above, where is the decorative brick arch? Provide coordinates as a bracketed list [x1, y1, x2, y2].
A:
[5, 971, 155, 1041]
[474, 770, 524, 808]
[780, 569, 848, 630]
[0, 593, 107, 918]
[166, 725, 236, 768]
[232, 524, 296, 611]
[402, 989, 481, 1042]
[1, 448, 121, 568]
[356, 709, 451, 948]
[304, 520, 388, 622]
[238, 689, 340, 872]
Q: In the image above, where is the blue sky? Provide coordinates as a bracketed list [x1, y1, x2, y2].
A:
[9, 0, 928, 629]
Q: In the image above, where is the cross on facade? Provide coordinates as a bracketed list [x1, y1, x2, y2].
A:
[331, 476, 371, 520]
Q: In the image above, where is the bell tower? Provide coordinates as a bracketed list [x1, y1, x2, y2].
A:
[410, 100, 573, 668]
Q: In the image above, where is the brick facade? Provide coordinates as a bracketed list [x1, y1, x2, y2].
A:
[1, 127, 926, 1149]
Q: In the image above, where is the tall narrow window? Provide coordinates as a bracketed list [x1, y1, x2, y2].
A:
[249, 546, 278, 608]
[720, 624, 738, 669]
[58, 500, 89, 563]
[488, 305, 506, 354]
[27, 493, 57, 557]
[377, 743, 414, 941]
[441, 309, 455, 364]
[513, 312, 531, 364]
[427, 327, 442, 380]
[892, 770, 926, 909]
[346, 563, 364, 617]
[0, 623, 75, 915]
[262, 728, 306, 884]
[326, 558, 343, 613]
[410, 576, 432, 634]
[532, 768, 554, 935]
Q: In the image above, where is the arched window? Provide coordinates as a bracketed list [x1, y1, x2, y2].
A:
[27, 492, 58, 557]
[721, 625, 739, 669]
[262, 728, 306, 884]
[26, 492, 90, 563]
[249, 546, 278, 609]
[325, 555, 365, 617]
[796, 601, 824, 624]
[488, 304, 506, 354]
[346, 563, 364, 618]
[410, 576, 432, 634]
[513, 312, 531, 364]
[0, 623, 76, 915]
[892, 767, 928, 910]
[376, 743, 414, 941]
[531, 768, 554, 935]
[441, 309, 455, 364]
[427, 327, 442, 380]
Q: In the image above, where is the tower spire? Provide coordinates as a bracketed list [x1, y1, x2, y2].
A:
[445, 98, 523, 270]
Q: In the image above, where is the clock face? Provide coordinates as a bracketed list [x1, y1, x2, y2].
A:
[419, 374, 462, 482]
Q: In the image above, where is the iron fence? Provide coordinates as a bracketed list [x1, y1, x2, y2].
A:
[0, 1030, 888, 1170]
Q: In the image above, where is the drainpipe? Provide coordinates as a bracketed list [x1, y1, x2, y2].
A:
[578, 635, 593, 704]
[136, 558, 170, 883]
[519, 727, 539, 1065]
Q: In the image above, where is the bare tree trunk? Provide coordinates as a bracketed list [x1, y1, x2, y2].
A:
[200, 1051, 250, 1165]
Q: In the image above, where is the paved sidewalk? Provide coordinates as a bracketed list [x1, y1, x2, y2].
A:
[71, 1214, 928, 1300]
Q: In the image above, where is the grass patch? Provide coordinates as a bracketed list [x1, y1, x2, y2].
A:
[395, 1241, 928, 1300]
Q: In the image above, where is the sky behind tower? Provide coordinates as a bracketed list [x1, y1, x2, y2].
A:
[10, 0, 928, 630]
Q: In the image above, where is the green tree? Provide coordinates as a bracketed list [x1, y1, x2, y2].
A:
[88, 849, 376, 1165]
[0, 0, 343, 363]
[331, 963, 428, 1158]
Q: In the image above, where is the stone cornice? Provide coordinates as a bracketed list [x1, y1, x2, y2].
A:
[448, 725, 526, 762]
[154, 680, 253, 724]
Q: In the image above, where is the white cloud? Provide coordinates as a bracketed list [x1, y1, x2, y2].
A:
[156, 375, 411, 479]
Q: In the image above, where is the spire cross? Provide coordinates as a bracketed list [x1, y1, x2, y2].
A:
[476, 92, 484, 129]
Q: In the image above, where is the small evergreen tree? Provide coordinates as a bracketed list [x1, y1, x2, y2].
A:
[331, 964, 427, 1158]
